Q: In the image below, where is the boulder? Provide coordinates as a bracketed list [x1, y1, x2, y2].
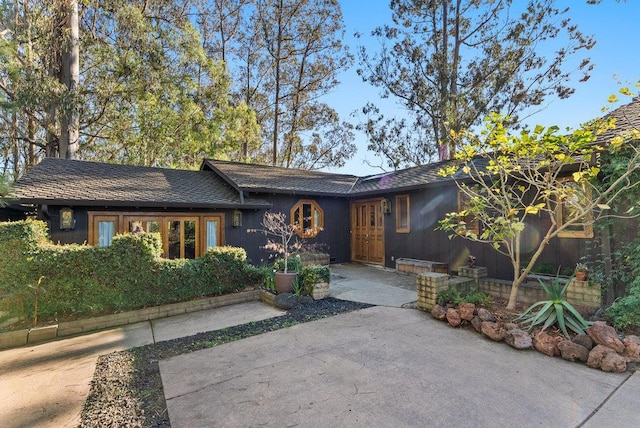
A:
[471, 316, 483, 333]
[601, 352, 627, 373]
[587, 321, 624, 353]
[572, 334, 594, 351]
[446, 308, 462, 327]
[622, 335, 640, 362]
[587, 345, 616, 369]
[504, 329, 532, 350]
[275, 293, 298, 310]
[477, 308, 496, 322]
[297, 295, 314, 305]
[504, 322, 518, 331]
[458, 303, 476, 321]
[557, 340, 589, 363]
[431, 304, 447, 321]
[481, 322, 506, 341]
[533, 331, 562, 357]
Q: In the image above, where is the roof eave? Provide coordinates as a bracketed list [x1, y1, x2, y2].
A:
[15, 198, 270, 210]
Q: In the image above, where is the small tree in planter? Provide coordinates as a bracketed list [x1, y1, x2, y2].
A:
[249, 212, 302, 293]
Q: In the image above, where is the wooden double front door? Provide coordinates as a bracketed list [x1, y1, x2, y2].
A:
[350, 199, 384, 264]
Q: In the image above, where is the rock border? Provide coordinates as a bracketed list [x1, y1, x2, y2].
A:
[430, 303, 640, 373]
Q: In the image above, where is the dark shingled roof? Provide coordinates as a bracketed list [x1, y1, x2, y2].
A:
[203, 159, 361, 196]
[350, 158, 479, 195]
[596, 96, 640, 143]
[204, 158, 475, 196]
[14, 158, 270, 208]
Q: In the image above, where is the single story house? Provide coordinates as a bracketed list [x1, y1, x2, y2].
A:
[7, 98, 639, 281]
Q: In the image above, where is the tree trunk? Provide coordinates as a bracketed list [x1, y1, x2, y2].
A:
[507, 271, 528, 310]
[270, 0, 283, 166]
[59, 0, 79, 159]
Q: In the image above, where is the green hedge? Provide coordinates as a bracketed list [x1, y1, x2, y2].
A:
[0, 220, 261, 327]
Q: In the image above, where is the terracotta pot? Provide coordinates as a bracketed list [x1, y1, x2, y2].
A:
[575, 271, 588, 281]
[274, 272, 298, 294]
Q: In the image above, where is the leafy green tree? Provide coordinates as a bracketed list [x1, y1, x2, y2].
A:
[438, 89, 640, 310]
[206, 0, 355, 169]
[357, 0, 595, 169]
[0, 174, 13, 207]
[78, 0, 260, 168]
[0, 0, 262, 174]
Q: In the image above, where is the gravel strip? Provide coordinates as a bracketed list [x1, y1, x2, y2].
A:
[80, 298, 373, 427]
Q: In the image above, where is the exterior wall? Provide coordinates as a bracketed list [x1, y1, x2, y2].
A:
[377, 184, 588, 282]
[23, 180, 628, 281]
[228, 193, 351, 266]
[26, 194, 350, 267]
[44, 205, 91, 245]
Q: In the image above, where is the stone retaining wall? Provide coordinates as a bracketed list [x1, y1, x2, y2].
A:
[416, 267, 602, 312]
[0, 289, 260, 350]
[416, 273, 451, 311]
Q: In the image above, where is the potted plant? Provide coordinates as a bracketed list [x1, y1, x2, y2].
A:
[575, 262, 589, 281]
[249, 212, 302, 294]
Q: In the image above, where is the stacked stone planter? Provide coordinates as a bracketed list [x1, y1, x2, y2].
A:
[311, 282, 330, 300]
[417, 265, 602, 310]
[416, 272, 450, 311]
[298, 252, 330, 267]
[396, 258, 448, 275]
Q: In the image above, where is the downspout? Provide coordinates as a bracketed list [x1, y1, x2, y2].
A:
[41, 204, 50, 220]
[239, 190, 245, 204]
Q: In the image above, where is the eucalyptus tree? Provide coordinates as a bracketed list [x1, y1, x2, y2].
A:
[202, 0, 355, 169]
[0, 0, 62, 176]
[357, 0, 595, 168]
[78, 0, 261, 168]
[0, 0, 261, 174]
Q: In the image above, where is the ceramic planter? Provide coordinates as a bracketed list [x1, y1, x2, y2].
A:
[274, 272, 298, 294]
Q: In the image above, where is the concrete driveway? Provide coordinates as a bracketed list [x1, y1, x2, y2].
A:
[160, 305, 638, 427]
[330, 263, 417, 307]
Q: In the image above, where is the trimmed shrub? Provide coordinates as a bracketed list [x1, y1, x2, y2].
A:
[0, 220, 50, 324]
[273, 255, 302, 274]
[0, 220, 260, 327]
[300, 265, 330, 295]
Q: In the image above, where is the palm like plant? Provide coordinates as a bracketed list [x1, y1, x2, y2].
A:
[515, 274, 591, 338]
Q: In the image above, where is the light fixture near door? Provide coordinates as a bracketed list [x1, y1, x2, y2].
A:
[381, 198, 392, 214]
[60, 207, 76, 230]
[232, 210, 243, 227]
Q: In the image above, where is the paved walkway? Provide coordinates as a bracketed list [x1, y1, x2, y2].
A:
[1, 264, 639, 427]
[0, 302, 284, 427]
[330, 263, 417, 307]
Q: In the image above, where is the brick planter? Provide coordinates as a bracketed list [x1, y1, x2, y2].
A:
[311, 282, 330, 300]
[397, 258, 448, 275]
[298, 252, 330, 267]
[0, 289, 261, 350]
[417, 272, 450, 311]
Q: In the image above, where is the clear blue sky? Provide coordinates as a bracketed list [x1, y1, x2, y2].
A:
[322, 0, 640, 176]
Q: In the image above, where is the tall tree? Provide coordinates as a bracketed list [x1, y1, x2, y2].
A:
[59, 0, 79, 159]
[0, 0, 261, 174]
[357, 0, 595, 169]
[202, 0, 355, 169]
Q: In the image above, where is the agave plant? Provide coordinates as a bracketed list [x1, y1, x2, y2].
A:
[515, 274, 591, 338]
